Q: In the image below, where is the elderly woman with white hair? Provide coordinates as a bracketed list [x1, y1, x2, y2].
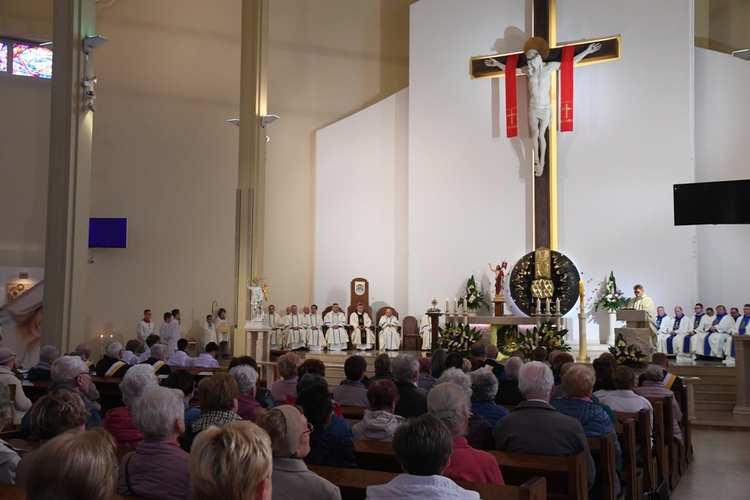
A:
[102, 363, 159, 448]
[428, 383, 504, 485]
[230, 364, 262, 422]
[271, 352, 301, 404]
[117, 386, 192, 500]
[437, 368, 494, 450]
[469, 369, 509, 427]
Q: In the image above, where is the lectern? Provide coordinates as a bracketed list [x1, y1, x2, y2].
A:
[615, 309, 654, 360]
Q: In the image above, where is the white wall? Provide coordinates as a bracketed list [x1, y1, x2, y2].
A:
[314, 90, 409, 312]
[694, 48, 750, 307]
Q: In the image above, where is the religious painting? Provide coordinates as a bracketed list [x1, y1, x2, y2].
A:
[0, 280, 43, 368]
[509, 250, 579, 316]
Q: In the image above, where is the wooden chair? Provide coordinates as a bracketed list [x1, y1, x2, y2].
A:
[401, 315, 421, 350]
[672, 389, 691, 469]
[613, 418, 641, 500]
[374, 306, 401, 351]
[587, 432, 621, 500]
[614, 409, 657, 493]
[646, 395, 681, 489]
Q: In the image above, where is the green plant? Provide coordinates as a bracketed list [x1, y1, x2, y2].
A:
[437, 322, 484, 356]
[457, 275, 490, 312]
[594, 271, 630, 312]
[608, 333, 647, 368]
[514, 322, 571, 361]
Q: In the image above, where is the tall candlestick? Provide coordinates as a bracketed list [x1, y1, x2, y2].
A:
[100, 334, 104, 356]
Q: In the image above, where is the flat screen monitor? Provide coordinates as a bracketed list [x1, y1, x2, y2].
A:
[673, 179, 750, 226]
[88, 218, 127, 248]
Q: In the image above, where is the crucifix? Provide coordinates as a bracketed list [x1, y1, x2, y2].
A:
[470, 0, 620, 250]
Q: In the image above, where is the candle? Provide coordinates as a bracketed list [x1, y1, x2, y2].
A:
[446, 298, 450, 313]
[545, 298, 550, 314]
[536, 298, 541, 313]
[579, 280, 584, 295]
[454, 298, 458, 313]
[556, 297, 561, 314]
[100, 334, 104, 356]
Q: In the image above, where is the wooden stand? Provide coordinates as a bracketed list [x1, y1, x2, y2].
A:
[244, 325, 272, 381]
[493, 294, 506, 317]
[616, 309, 653, 361]
[577, 312, 589, 363]
[734, 335, 750, 415]
[427, 311, 442, 351]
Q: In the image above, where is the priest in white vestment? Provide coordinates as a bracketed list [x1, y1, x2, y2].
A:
[136, 309, 155, 342]
[419, 314, 432, 350]
[267, 304, 284, 349]
[303, 305, 326, 351]
[324, 303, 349, 350]
[350, 302, 375, 350]
[626, 284, 657, 344]
[283, 305, 305, 350]
[685, 303, 712, 356]
[700, 305, 734, 357]
[159, 312, 181, 356]
[656, 307, 691, 363]
[378, 308, 401, 351]
[724, 304, 750, 364]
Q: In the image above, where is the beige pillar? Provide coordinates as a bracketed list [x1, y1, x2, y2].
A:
[234, 0, 269, 355]
[42, 0, 96, 354]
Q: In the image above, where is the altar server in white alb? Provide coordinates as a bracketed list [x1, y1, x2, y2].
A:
[724, 303, 750, 364]
[700, 304, 734, 357]
[627, 284, 657, 344]
[657, 306, 692, 364]
[136, 309, 156, 342]
[267, 304, 284, 349]
[159, 311, 181, 356]
[303, 304, 326, 351]
[324, 303, 349, 351]
[378, 307, 401, 350]
[201, 314, 217, 353]
[350, 302, 375, 350]
[215, 308, 231, 359]
[419, 314, 432, 350]
[283, 305, 306, 350]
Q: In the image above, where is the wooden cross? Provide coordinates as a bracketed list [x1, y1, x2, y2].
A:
[470, 0, 620, 250]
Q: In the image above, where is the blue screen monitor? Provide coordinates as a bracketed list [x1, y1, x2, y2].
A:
[88, 218, 127, 248]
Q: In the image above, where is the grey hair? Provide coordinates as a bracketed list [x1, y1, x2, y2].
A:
[437, 368, 472, 398]
[132, 386, 185, 440]
[643, 364, 665, 383]
[505, 356, 524, 379]
[106, 342, 123, 358]
[51, 356, 89, 386]
[151, 344, 167, 359]
[392, 354, 419, 383]
[229, 365, 258, 395]
[518, 361, 554, 400]
[119, 364, 159, 407]
[39, 345, 60, 363]
[469, 369, 499, 402]
[427, 382, 470, 436]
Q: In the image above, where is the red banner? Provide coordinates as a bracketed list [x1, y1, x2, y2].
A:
[560, 45, 575, 132]
[504, 54, 519, 138]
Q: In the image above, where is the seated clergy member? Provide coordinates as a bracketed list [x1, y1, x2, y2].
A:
[268, 304, 284, 349]
[419, 313, 432, 350]
[96, 341, 130, 377]
[333, 355, 369, 407]
[657, 306, 692, 363]
[494, 361, 596, 491]
[283, 304, 306, 350]
[392, 354, 428, 418]
[724, 303, 750, 364]
[303, 304, 326, 351]
[686, 303, 711, 356]
[365, 414, 480, 499]
[349, 302, 375, 350]
[168, 338, 194, 367]
[324, 303, 349, 350]
[379, 307, 401, 350]
[700, 304, 734, 358]
[27, 345, 60, 381]
[141, 343, 172, 375]
[137, 309, 156, 342]
[654, 306, 672, 341]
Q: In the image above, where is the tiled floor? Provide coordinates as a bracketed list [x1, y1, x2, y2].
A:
[671, 428, 750, 499]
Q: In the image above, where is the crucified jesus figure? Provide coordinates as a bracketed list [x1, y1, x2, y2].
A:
[485, 39, 601, 176]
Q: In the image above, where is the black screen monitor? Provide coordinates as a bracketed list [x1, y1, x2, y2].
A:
[673, 179, 750, 225]
[88, 218, 128, 248]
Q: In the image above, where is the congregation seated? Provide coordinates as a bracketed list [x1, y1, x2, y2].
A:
[392, 354, 428, 419]
[428, 383, 504, 485]
[597, 366, 653, 429]
[469, 369, 509, 428]
[27, 345, 59, 381]
[333, 355, 369, 407]
[193, 342, 220, 369]
[271, 352, 301, 404]
[25, 428, 118, 500]
[229, 356, 275, 410]
[417, 357, 437, 394]
[443, 352, 466, 372]
[138, 334, 161, 363]
[164, 369, 201, 426]
[96, 341, 130, 377]
[297, 385, 357, 469]
[352, 379, 403, 441]
[71, 343, 96, 372]
[592, 356, 616, 394]
[494, 360, 596, 491]
[230, 364, 262, 422]
[256, 405, 342, 500]
[482, 344, 505, 378]
[22, 356, 102, 437]
[437, 368, 493, 450]
[365, 413, 480, 499]
[122, 339, 143, 366]
[16, 390, 89, 485]
[634, 364, 683, 443]
[102, 364, 159, 448]
[494, 355, 525, 406]
[468, 342, 486, 371]
[364, 353, 397, 388]
[0, 349, 31, 424]
[0, 390, 20, 484]
[189, 420, 272, 500]
[430, 348, 448, 379]
[117, 386, 191, 500]
[140, 343, 171, 375]
[182, 372, 242, 452]
[550, 351, 574, 385]
[168, 338, 194, 368]
[297, 374, 351, 439]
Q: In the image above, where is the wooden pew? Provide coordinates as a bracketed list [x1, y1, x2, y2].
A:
[586, 432, 620, 500]
[0, 483, 151, 500]
[339, 405, 366, 419]
[613, 419, 641, 500]
[308, 464, 548, 500]
[613, 409, 657, 493]
[645, 400, 668, 490]
[645, 395, 681, 490]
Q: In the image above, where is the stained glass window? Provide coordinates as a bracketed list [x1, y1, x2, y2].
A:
[12, 43, 52, 79]
[0, 43, 7, 73]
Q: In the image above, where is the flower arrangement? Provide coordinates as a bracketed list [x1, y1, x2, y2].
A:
[507, 322, 571, 360]
[457, 275, 489, 312]
[593, 271, 630, 312]
[608, 333, 647, 368]
[437, 322, 484, 356]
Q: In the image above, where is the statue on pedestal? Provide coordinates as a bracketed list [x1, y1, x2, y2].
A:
[247, 277, 268, 326]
